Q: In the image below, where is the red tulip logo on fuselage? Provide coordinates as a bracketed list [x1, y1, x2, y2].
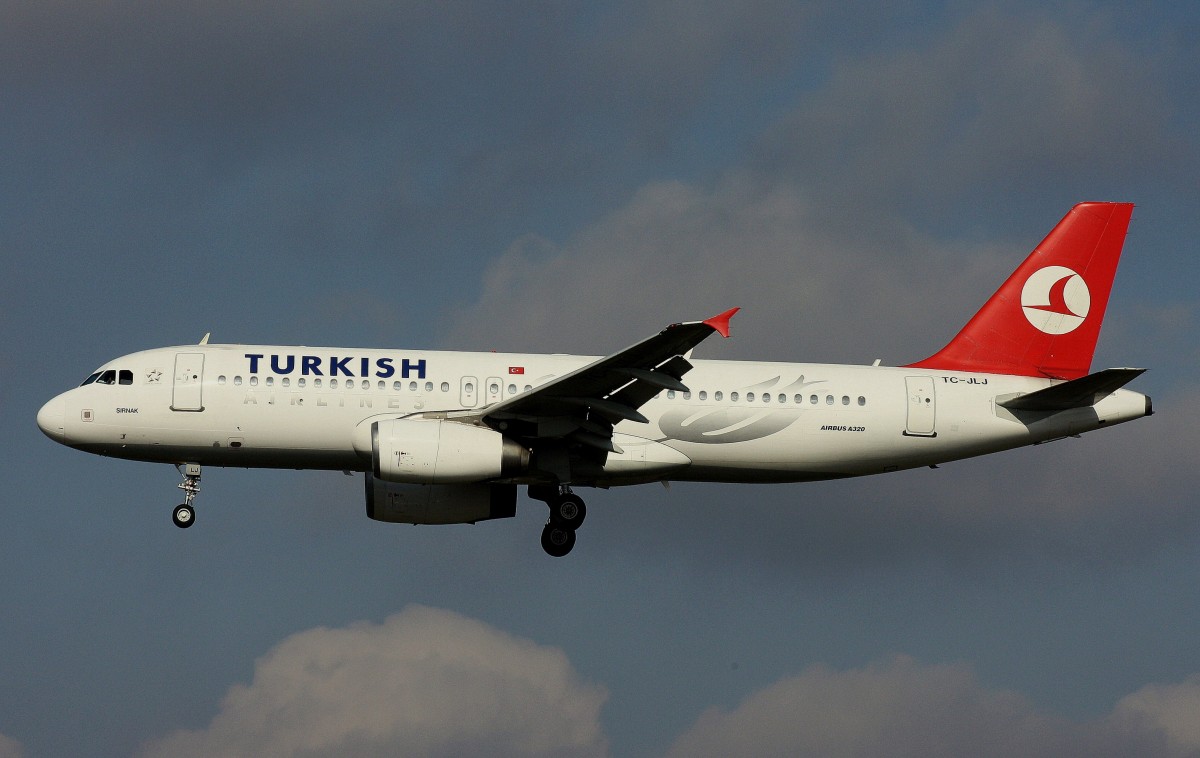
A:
[1021, 266, 1090, 335]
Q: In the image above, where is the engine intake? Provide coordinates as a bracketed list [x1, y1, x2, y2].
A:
[371, 418, 528, 484]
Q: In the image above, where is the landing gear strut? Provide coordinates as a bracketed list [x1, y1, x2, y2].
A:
[173, 463, 201, 529]
[531, 485, 587, 557]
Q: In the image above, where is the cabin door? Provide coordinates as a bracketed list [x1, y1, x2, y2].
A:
[904, 376, 936, 437]
[172, 353, 205, 411]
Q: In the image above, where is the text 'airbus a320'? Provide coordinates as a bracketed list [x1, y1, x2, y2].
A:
[38, 202, 1151, 556]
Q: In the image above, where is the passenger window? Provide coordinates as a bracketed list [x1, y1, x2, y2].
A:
[440, 382, 449, 392]
[410, 381, 418, 392]
[715, 391, 723, 401]
[762, 393, 770, 403]
[393, 381, 401, 391]
[810, 394, 818, 405]
[465, 382, 475, 393]
[266, 377, 274, 387]
[667, 390, 676, 400]
[314, 378, 323, 388]
[330, 379, 338, 389]
[858, 396, 866, 406]
[507, 384, 517, 395]
[841, 396, 849, 405]
[298, 378, 306, 388]
[731, 392, 739, 402]
[425, 382, 433, 392]
[825, 395, 833, 405]
[234, 376, 243, 386]
[119, 370, 133, 385]
[218, 376, 227, 385]
[747, 392, 755, 402]
[683, 392, 692, 400]
[699, 391, 707, 401]
[378, 381, 386, 391]
[794, 394, 802, 404]
[362, 380, 370, 390]
[249, 376, 258, 387]
[282, 377, 291, 387]
[524, 385, 532, 392]
[779, 393, 786, 404]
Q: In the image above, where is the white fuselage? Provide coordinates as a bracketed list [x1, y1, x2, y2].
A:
[38, 344, 1151, 485]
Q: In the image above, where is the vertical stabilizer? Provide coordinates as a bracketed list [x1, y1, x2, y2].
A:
[907, 202, 1134, 379]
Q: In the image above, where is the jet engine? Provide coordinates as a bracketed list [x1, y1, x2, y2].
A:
[371, 418, 529, 484]
[365, 476, 517, 525]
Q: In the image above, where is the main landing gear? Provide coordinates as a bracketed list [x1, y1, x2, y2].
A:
[531, 485, 587, 558]
[173, 463, 201, 528]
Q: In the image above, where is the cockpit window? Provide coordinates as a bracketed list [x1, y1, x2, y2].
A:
[119, 370, 133, 385]
[80, 372, 101, 386]
[95, 370, 117, 385]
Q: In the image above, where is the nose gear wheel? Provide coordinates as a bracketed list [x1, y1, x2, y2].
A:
[173, 463, 202, 529]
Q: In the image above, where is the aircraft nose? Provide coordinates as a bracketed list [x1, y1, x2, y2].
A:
[37, 395, 66, 442]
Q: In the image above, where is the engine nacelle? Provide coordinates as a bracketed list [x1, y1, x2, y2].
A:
[365, 475, 517, 525]
[371, 418, 528, 484]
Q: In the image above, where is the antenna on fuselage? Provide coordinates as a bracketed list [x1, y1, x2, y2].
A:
[198, 333, 211, 345]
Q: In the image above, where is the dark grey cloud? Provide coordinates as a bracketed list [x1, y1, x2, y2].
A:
[754, 5, 1195, 227]
[0, 1, 825, 238]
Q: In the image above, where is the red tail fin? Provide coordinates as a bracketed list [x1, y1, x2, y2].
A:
[907, 202, 1134, 380]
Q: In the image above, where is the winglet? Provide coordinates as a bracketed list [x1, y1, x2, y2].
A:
[703, 307, 740, 338]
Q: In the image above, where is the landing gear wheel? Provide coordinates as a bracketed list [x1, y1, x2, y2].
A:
[172, 503, 195, 529]
[541, 522, 576, 557]
[549, 493, 586, 530]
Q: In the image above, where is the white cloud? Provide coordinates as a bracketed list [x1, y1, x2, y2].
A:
[666, 656, 1194, 758]
[1117, 674, 1200, 757]
[133, 606, 1200, 758]
[0, 734, 23, 758]
[137, 606, 607, 758]
[441, 174, 1008, 365]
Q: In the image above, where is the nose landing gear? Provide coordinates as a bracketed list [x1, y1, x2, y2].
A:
[173, 463, 201, 528]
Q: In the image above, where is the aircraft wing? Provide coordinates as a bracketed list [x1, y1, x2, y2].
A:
[476, 308, 738, 460]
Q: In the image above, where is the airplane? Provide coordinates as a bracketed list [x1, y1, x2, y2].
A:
[37, 202, 1151, 556]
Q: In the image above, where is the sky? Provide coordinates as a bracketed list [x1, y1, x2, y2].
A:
[3, 1, 1199, 756]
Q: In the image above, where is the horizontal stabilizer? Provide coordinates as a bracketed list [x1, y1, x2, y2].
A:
[998, 368, 1145, 412]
